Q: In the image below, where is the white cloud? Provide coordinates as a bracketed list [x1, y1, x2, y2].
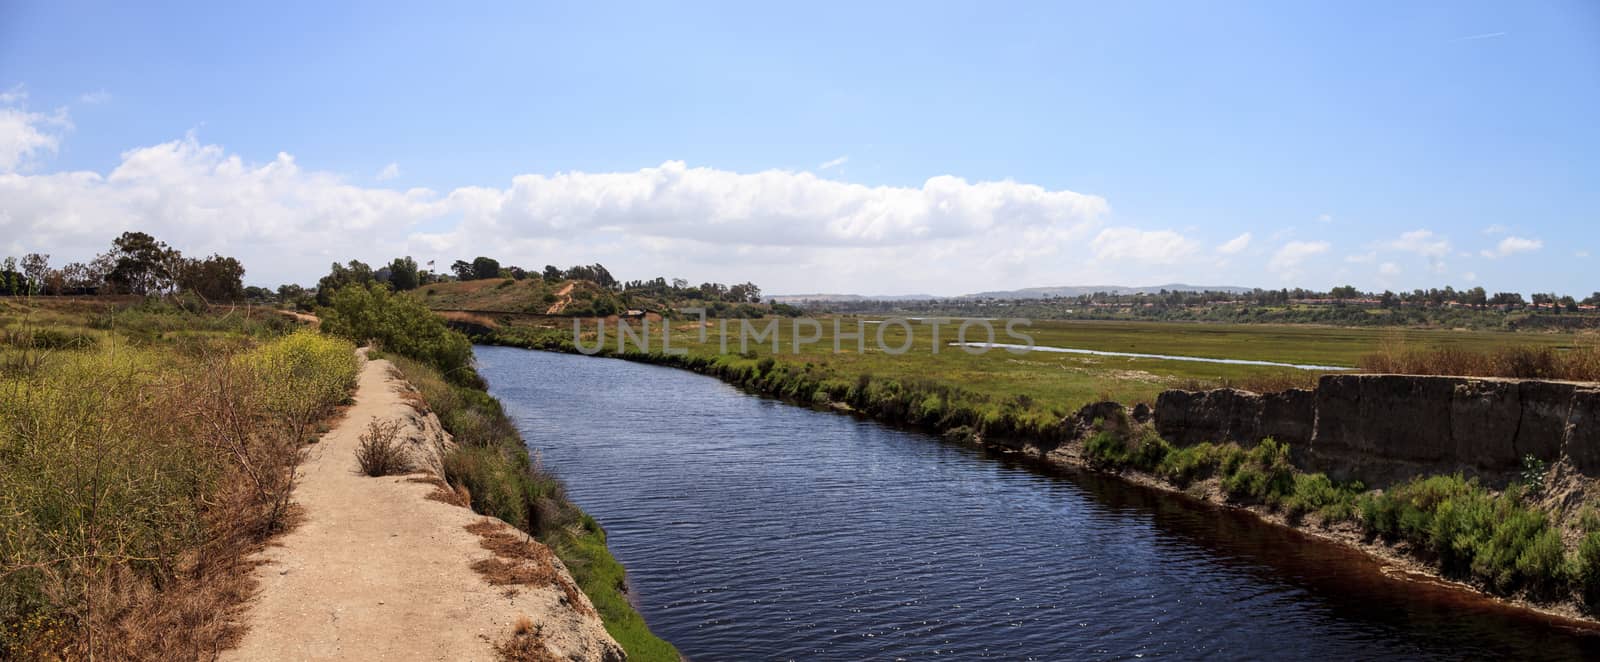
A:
[1379, 262, 1401, 276]
[1579, 250, 1592, 259]
[0, 135, 1116, 291]
[1316, 213, 1332, 223]
[1216, 232, 1251, 255]
[376, 162, 401, 181]
[1482, 224, 1508, 235]
[1267, 240, 1330, 279]
[0, 96, 71, 173]
[818, 155, 848, 171]
[1382, 229, 1452, 273]
[0, 85, 25, 105]
[1462, 271, 1478, 281]
[1090, 227, 1200, 264]
[1479, 236, 1542, 258]
[1345, 252, 1376, 263]
[79, 90, 111, 105]
[1385, 229, 1452, 258]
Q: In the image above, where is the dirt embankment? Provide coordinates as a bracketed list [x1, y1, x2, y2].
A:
[225, 349, 622, 661]
[1154, 374, 1600, 489]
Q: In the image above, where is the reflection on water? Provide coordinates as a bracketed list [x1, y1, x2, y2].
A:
[476, 345, 1598, 661]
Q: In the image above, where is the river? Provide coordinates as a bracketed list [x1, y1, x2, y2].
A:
[475, 345, 1600, 660]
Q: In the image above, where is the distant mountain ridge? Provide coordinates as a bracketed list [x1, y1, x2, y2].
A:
[771, 283, 1253, 302]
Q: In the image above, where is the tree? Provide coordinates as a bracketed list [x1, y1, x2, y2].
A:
[105, 231, 181, 294]
[387, 256, 420, 291]
[1329, 285, 1360, 300]
[1490, 292, 1526, 307]
[20, 253, 49, 296]
[543, 265, 563, 281]
[60, 261, 97, 294]
[1465, 287, 1488, 309]
[451, 260, 475, 281]
[1585, 292, 1600, 306]
[176, 254, 246, 301]
[1378, 290, 1397, 308]
[315, 260, 376, 305]
[471, 257, 501, 280]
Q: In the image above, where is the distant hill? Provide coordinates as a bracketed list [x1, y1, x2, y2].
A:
[768, 293, 940, 303]
[961, 283, 1255, 299]
[772, 284, 1253, 303]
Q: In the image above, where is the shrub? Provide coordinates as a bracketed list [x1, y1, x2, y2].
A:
[1219, 438, 1294, 504]
[1576, 533, 1600, 609]
[319, 282, 475, 383]
[355, 419, 413, 476]
[1358, 474, 1565, 597]
[1284, 473, 1361, 522]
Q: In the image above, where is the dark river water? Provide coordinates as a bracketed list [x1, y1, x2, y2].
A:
[474, 346, 1600, 661]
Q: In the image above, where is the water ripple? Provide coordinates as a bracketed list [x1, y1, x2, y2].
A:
[476, 346, 1600, 661]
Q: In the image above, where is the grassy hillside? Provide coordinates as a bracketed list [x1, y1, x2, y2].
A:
[412, 277, 776, 318]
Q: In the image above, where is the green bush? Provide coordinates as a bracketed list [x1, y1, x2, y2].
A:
[1576, 533, 1600, 608]
[1283, 473, 1362, 522]
[1358, 474, 1565, 597]
[1219, 438, 1294, 504]
[318, 283, 475, 383]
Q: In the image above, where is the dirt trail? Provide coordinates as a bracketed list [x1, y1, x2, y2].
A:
[225, 349, 620, 661]
[545, 282, 575, 315]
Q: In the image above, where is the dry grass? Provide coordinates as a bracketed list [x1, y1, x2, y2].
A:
[1359, 344, 1600, 381]
[355, 418, 413, 477]
[409, 477, 469, 507]
[0, 322, 357, 660]
[464, 521, 593, 618]
[493, 615, 559, 662]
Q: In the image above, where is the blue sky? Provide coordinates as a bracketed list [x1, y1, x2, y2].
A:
[1, 1, 1595, 295]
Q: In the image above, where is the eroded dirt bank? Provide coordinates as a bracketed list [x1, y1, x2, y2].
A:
[225, 349, 622, 661]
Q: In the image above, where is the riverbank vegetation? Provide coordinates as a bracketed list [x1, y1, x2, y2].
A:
[0, 299, 355, 660]
[1072, 414, 1594, 606]
[469, 312, 1600, 618]
[317, 285, 678, 661]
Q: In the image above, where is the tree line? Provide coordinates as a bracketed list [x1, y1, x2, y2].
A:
[1, 232, 247, 301]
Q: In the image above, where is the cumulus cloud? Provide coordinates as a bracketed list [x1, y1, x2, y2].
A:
[1267, 240, 1330, 280]
[1482, 224, 1508, 235]
[1090, 227, 1200, 264]
[1379, 262, 1401, 276]
[376, 162, 401, 181]
[79, 90, 112, 104]
[1316, 213, 1333, 223]
[0, 91, 70, 173]
[0, 131, 1118, 291]
[1216, 232, 1251, 255]
[818, 155, 848, 170]
[1345, 252, 1376, 263]
[1480, 236, 1542, 258]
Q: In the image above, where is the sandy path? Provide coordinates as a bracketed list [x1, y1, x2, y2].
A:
[545, 282, 575, 315]
[226, 350, 619, 661]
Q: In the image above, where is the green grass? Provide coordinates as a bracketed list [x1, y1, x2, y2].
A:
[559, 516, 681, 662]
[485, 314, 1588, 439]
